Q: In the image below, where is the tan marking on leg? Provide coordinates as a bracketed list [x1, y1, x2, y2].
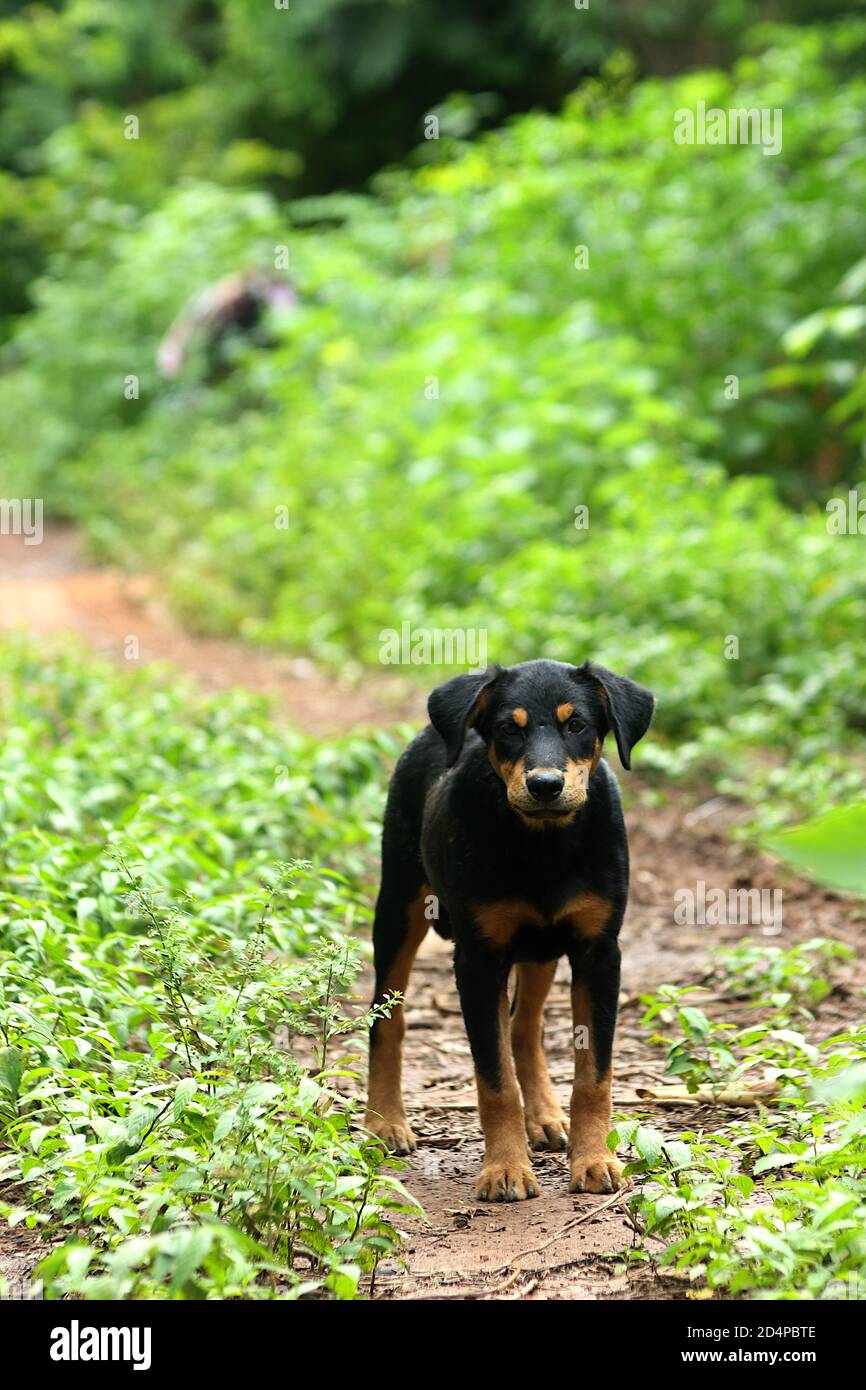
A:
[556, 702, 574, 723]
[473, 897, 543, 949]
[365, 887, 430, 1153]
[511, 961, 569, 1150]
[554, 891, 612, 940]
[475, 988, 538, 1202]
[568, 978, 621, 1193]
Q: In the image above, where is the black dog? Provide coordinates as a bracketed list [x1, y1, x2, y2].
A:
[365, 659, 654, 1202]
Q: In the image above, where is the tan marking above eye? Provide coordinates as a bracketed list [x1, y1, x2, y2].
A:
[512, 707, 528, 728]
[556, 703, 575, 723]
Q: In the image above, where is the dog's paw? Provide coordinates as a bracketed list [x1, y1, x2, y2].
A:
[568, 1152, 622, 1194]
[525, 1109, 569, 1152]
[475, 1158, 539, 1202]
[364, 1114, 417, 1155]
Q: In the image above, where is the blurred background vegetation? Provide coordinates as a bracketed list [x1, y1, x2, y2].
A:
[2, 0, 866, 1302]
[2, 1, 866, 813]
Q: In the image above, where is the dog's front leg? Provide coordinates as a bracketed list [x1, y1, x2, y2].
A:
[454, 943, 538, 1202]
[568, 936, 623, 1194]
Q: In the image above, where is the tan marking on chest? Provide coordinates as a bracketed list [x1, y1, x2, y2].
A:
[554, 892, 612, 939]
[474, 899, 544, 948]
[475, 892, 612, 948]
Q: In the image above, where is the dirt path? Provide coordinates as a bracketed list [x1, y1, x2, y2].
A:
[0, 527, 424, 733]
[1, 525, 862, 1301]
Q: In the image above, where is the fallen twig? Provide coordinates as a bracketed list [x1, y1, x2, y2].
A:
[635, 1081, 778, 1107]
[479, 1190, 631, 1297]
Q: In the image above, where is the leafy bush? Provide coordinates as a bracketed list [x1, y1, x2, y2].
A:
[710, 938, 855, 1010]
[619, 963, 866, 1298]
[641, 987, 740, 1095]
[0, 639, 408, 1299]
[5, 24, 866, 817]
[3, 2, 857, 216]
[617, 1031, 866, 1299]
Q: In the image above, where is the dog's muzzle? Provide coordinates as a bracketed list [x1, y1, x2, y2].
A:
[525, 770, 565, 803]
[510, 764, 587, 822]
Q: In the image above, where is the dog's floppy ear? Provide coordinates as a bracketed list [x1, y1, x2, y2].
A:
[577, 662, 655, 770]
[428, 665, 502, 767]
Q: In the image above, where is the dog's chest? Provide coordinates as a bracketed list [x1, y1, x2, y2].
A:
[472, 891, 612, 958]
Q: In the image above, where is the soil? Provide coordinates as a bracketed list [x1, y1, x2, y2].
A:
[0, 526, 424, 733]
[1, 525, 863, 1301]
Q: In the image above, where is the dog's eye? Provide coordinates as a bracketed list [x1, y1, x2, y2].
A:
[567, 717, 587, 735]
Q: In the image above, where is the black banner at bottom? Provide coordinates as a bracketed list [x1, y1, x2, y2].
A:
[2, 1294, 859, 1376]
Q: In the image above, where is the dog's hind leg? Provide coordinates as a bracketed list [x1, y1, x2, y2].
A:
[511, 961, 569, 1151]
[365, 883, 431, 1154]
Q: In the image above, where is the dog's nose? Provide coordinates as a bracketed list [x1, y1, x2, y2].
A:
[526, 771, 565, 802]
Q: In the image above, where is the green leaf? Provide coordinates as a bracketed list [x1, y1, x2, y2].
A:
[76, 897, 99, 926]
[634, 1125, 665, 1165]
[767, 803, 866, 894]
[0, 1047, 24, 1102]
[214, 1108, 238, 1142]
[753, 1152, 802, 1175]
[173, 1077, 197, 1122]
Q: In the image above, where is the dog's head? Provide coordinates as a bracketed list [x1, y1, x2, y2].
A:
[428, 659, 655, 828]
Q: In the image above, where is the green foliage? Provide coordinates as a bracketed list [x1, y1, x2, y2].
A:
[616, 1030, 866, 1299]
[641, 987, 740, 1094]
[4, 1, 866, 1308]
[0, 638, 409, 1299]
[9, 0, 820, 322]
[5, 23, 866, 818]
[766, 803, 866, 895]
[711, 937, 855, 1010]
[4, 182, 281, 470]
[3, 2, 856, 209]
[619, 969, 866, 1298]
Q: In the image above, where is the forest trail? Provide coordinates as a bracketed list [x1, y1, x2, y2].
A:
[1, 525, 862, 1300]
[0, 526, 424, 733]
